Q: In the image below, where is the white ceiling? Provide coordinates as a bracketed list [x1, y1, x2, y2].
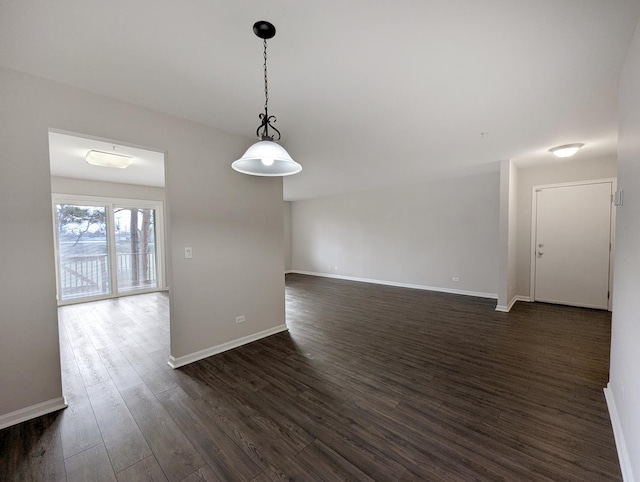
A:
[48, 131, 165, 187]
[1, 1, 638, 200]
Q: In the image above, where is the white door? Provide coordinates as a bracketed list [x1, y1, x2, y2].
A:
[533, 181, 612, 309]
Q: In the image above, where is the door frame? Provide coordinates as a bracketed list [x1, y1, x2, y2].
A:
[529, 178, 616, 310]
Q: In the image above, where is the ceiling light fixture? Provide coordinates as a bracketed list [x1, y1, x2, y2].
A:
[86, 149, 133, 169]
[549, 143, 584, 158]
[232, 21, 302, 177]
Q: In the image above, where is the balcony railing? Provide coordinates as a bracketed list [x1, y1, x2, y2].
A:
[60, 253, 157, 300]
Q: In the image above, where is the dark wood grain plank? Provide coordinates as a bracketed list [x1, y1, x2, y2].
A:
[120, 384, 205, 482]
[179, 464, 224, 482]
[65, 443, 116, 482]
[248, 474, 272, 482]
[115, 455, 168, 482]
[186, 388, 317, 481]
[295, 439, 376, 481]
[58, 372, 103, 459]
[155, 386, 261, 482]
[0, 412, 66, 481]
[85, 380, 152, 473]
[117, 339, 179, 394]
[95, 345, 144, 391]
[72, 342, 112, 388]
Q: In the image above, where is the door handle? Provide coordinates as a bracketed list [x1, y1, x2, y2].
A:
[537, 251, 544, 256]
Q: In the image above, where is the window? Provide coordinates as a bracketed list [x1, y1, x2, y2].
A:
[53, 195, 164, 303]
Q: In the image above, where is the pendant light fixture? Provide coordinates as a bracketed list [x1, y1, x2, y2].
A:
[232, 21, 302, 176]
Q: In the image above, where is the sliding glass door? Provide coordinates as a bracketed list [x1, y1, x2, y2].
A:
[56, 203, 111, 300]
[114, 207, 158, 293]
[53, 196, 164, 303]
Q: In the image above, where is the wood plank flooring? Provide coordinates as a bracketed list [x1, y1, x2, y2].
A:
[0, 274, 621, 480]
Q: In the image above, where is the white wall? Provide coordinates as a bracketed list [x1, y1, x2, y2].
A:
[508, 163, 518, 306]
[0, 72, 63, 419]
[51, 176, 165, 201]
[284, 201, 292, 271]
[608, 15, 640, 480]
[291, 172, 499, 297]
[0, 67, 285, 420]
[515, 157, 617, 297]
[497, 160, 519, 310]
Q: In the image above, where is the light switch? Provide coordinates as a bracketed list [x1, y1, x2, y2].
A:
[184, 247, 193, 259]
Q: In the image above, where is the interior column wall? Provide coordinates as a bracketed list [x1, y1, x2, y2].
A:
[497, 160, 518, 311]
[0, 71, 63, 418]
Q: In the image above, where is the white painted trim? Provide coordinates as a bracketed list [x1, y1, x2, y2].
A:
[0, 396, 68, 430]
[290, 271, 497, 300]
[532, 298, 608, 310]
[495, 295, 531, 312]
[285, 270, 294, 274]
[531, 178, 617, 191]
[604, 384, 635, 482]
[609, 180, 618, 311]
[167, 324, 288, 369]
[529, 186, 539, 302]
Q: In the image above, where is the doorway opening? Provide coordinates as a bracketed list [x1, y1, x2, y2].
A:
[48, 130, 166, 305]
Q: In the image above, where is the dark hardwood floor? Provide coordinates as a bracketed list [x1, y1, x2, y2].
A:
[0, 274, 621, 481]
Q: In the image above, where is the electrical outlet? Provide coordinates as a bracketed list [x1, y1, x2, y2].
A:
[235, 315, 245, 324]
[452, 277, 460, 282]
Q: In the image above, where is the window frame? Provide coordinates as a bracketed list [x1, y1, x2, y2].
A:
[52, 194, 166, 305]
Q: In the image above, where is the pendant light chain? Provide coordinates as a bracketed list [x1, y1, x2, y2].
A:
[263, 38, 269, 112]
[251, 21, 281, 141]
[256, 36, 281, 141]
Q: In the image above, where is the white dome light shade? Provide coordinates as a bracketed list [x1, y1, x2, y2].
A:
[232, 140, 302, 176]
[86, 150, 133, 169]
[549, 143, 584, 158]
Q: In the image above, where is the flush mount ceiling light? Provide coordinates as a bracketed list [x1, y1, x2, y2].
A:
[549, 143, 584, 158]
[86, 149, 133, 169]
[232, 21, 302, 177]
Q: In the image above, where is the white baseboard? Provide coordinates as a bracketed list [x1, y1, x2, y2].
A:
[289, 271, 497, 300]
[604, 384, 635, 482]
[167, 324, 288, 369]
[0, 396, 68, 430]
[495, 295, 531, 312]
